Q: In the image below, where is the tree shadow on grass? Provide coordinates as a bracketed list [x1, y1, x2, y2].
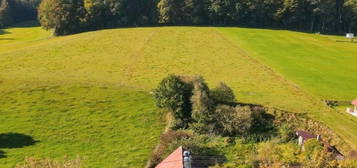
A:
[0, 38, 14, 40]
[0, 133, 38, 149]
[0, 150, 5, 158]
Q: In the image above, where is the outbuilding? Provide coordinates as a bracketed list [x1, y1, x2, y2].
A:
[352, 99, 357, 112]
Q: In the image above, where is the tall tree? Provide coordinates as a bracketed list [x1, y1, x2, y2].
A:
[38, 0, 87, 35]
[0, 0, 12, 27]
[344, 0, 357, 32]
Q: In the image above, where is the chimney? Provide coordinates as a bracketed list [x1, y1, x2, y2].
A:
[183, 150, 191, 168]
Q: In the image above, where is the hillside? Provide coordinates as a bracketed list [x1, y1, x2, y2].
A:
[1, 25, 357, 167]
[219, 28, 357, 100]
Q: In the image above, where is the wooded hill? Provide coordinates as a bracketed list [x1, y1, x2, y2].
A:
[2, 0, 357, 35]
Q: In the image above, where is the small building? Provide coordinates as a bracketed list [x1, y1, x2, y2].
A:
[352, 99, 357, 112]
[296, 130, 320, 146]
[296, 130, 344, 160]
[155, 146, 191, 168]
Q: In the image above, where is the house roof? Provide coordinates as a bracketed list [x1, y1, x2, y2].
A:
[155, 146, 183, 168]
[352, 99, 357, 106]
[296, 130, 317, 141]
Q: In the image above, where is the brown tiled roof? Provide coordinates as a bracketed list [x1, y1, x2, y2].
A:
[156, 146, 183, 168]
[296, 130, 317, 141]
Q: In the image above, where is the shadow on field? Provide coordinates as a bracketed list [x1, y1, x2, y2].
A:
[0, 29, 10, 35]
[0, 38, 14, 40]
[0, 150, 5, 158]
[0, 133, 37, 148]
[336, 40, 357, 43]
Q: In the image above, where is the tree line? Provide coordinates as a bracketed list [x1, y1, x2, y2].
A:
[1, 0, 357, 35]
[0, 0, 39, 28]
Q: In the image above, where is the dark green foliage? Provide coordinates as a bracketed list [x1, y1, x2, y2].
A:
[8, 0, 40, 22]
[35, 0, 357, 35]
[278, 124, 296, 142]
[38, 0, 87, 36]
[157, 0, 208, 25]
[0, 0, 12, 27]
[214, 105, 253, 136]
[250, 106, 275, 133]
[211, 82, 236, 104]
[0, 0, 40, 27]
[155, 75, 275, 136]
[154, 75, 193, 128]
[190, 76, 214, 123]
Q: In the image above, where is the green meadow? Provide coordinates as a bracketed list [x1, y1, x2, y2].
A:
[219, 28, 357, 100]
[1, 24, 357, 167]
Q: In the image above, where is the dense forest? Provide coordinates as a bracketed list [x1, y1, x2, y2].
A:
[1, 0, 357, 35]
[0, 0, 39, 27]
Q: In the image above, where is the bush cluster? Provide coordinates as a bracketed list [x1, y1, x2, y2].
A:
[151, 75, 357, 168]
[154, 75, 272, 137]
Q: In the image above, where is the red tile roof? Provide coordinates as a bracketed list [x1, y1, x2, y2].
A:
[352, 99, 357, 106]
[156, 146, 183, 168]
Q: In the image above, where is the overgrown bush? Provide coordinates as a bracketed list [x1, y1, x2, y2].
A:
[190, 76, 215, 133]
[214, 105, 253, 136]
[147, 130, 191, 168]
[278, 124, 296, 142]
[211, 82, 236, 104]
[154, 75, 193, 128]
[302, 144, 338, 168]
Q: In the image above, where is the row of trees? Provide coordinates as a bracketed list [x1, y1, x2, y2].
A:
[0, 0, 39, 28]
[37, 0, 357, 35]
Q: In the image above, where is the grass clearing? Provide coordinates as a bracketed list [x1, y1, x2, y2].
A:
[0, 21, 52, 54]
[218, 28, 357, 100]
[0, 84, 164, 168]
[1, 25, 357, 167]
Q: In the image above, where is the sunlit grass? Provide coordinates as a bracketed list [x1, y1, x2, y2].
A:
[218, 28, 357, 100]
[0, 21, 52, 53]
[1, 24, 357, 167]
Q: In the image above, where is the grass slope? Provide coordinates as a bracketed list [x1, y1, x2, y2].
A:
[0, 21, 52, 54]
[219, 28, 357, 100]
[1, 25, 357, 167]
[0, 86, 164, 168]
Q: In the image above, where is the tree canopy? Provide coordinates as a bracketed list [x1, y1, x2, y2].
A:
[1, 0, 357, 35]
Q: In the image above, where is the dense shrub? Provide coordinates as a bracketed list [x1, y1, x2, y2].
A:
[38, 0, 86, 35]
[154, 75, 193, 128]
[257, 140, 283, 167]
[211, 82, 236, 104]
[191, 77, 214, 124]
[278, 124, 296, 142]
[301, 141, 339, 168]
[214, 105, 253, 136]
[147, 130, 191, 168]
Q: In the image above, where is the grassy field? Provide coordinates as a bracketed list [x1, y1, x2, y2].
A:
[0, 21, 52, 53]
[219, 28, 357, 100]
[1, 24, 357, 167]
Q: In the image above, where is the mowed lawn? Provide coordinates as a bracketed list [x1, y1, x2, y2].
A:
[1, 25, 357, 167]
[219, 28, 357, 101]
[0, 21, 52, 53]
